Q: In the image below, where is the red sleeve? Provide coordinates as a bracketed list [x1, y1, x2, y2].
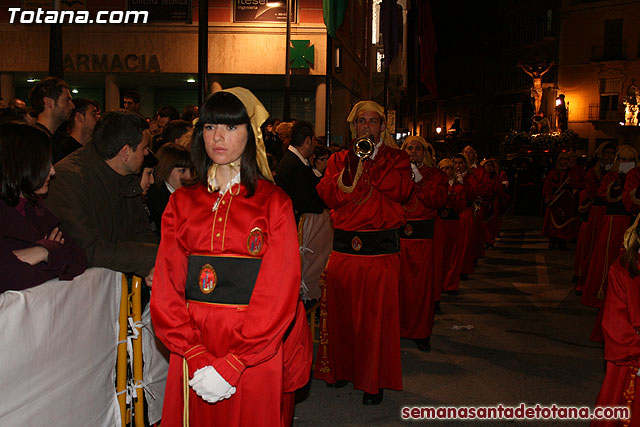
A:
[542, 169, 559, 199]
[598, 171, 620, 202]
[463, 172, 480, 201]
[149, 195, 201, 366]
[569, 166, 586, 190]
[623, 167, 640, 214]
[449, 183, 466, 212]
[415, 166, 448, 210]
[602, 262, 640, 365]
[370, 148, 413, 204]
[316, 150, 370, 210]
[585, 168, 600, 200]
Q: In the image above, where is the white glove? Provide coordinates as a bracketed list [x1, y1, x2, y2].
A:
[189, 365, 236, 403]
[411, 163, 423, 183]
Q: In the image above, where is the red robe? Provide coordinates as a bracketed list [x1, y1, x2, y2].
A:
[399, 165, 447, 339]
[482, 171, 502, 245]
[150, 181, 311, 427]
[435, 181, 467, 293]
[467, 165, 489, 264]
[582, 172, 632, 311]
[592, 260, 640, 427]
[541, 167, 578, 240]
[461, 171, 482, 275]
[575, 167, 606, 286]
[314, 144, 413, 394]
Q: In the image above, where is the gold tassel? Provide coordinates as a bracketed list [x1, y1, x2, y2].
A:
[183, 359, 189, 427]
[622, 366, 637, 427]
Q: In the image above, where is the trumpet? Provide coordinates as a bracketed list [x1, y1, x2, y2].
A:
[353, 135, 375, 160]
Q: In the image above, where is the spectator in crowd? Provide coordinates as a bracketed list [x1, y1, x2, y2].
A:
[139, 150, 159, 238]
[29, 77, 74, 162]
[275, 121, 326, 222]
[150, 88, 311, 426]
[8, 98, 27, 109]
[275, 121, 330, 304]
[312, 144, 330, 177]
[181, 104, 198, 123]
[122, 90, 140, 113]
[262, 118, 284, 163]
[45, 111, 157, 285]
[146, 143, 192, 236]
[276, 121, 294, 151]
[0, 122, 87, 292]
[152, 106, 181, 150]
[58, 98, 100, 161]
[153, 119, 191, 152]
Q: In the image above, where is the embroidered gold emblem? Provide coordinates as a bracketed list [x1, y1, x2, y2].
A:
[404, 224, 413, 236]
[199, 264, 217, 294]
[247, 227, 265, 255]
[351, 236, 363, 251]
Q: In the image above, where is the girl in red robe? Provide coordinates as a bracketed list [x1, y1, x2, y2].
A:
[398, 136, 447, 352]
[592, 213, 640, 426]
[150, 88, 311, 427]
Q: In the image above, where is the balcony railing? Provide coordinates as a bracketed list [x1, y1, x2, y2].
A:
[589, 103, 623, 121]
[591, 43, 627, 62]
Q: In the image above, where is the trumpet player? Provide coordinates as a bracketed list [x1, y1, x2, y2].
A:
[398, 136, 448, 352]
[314, 101, 413, 405]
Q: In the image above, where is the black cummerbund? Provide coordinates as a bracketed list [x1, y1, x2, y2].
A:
[438, 207, 460, 221]
[400, 219, 435, 239]
[333, 228, 400, 255]
[186, 255, 261, 305]
[606, 202, 628, 216]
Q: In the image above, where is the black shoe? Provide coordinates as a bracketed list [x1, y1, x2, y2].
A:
[434, 301, 441, 314]
[326, 380, 348, 388]
[362, 389, 383, 405]
[460, 273, 469, 281]
[575, 289, 583, 296]
[446, 290, 458, 295]
[414, 337, 431, 352]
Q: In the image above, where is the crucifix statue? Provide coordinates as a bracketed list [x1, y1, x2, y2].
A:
[519, 61, 555, 115]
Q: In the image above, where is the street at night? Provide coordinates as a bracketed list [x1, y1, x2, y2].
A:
[295, 216, 603, 426]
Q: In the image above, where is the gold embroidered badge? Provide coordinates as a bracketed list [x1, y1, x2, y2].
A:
[199, 264, 217, 294]
[247, 227, 265, 255]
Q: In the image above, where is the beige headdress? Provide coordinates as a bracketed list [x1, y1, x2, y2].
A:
[221, 87, 273, 183]
[401, 135, 435, 167]
[346, 100, 396, 147]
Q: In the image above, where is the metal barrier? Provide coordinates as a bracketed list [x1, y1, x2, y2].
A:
[116, 275, 145, 427]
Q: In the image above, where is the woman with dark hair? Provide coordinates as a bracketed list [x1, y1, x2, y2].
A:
[146, 143, 192, 235]
[0, 122, 87, 292]
[592, 214, 640, 426]
[150, 88, 311, 426]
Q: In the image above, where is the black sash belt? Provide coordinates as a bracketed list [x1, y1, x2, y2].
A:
[333, 228, 400, 255]
[185, 255, 261, 305]
[400, 219, 435, 239]
[438, 208, 460, 220]
[606, 202, 629, 216]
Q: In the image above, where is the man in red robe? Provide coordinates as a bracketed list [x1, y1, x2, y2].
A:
[314, 101, 413, 405]
[398, 136, 447, 352]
